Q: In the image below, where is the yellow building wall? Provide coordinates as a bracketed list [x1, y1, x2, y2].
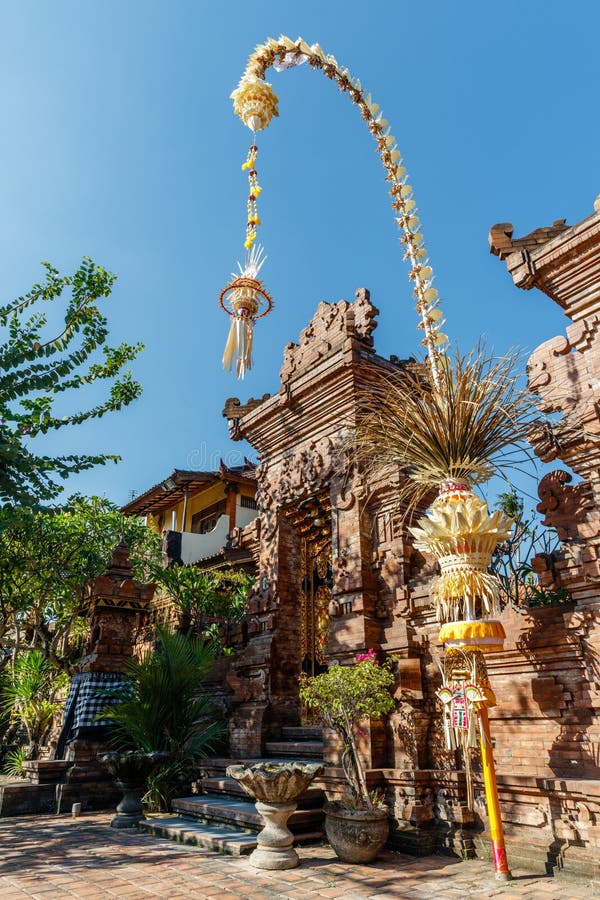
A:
[148, 482, 234, 533]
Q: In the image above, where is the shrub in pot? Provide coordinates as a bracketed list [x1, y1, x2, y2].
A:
[299, 649, 395, 862]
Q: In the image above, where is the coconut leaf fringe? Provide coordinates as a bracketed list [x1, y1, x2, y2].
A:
[353, 345, 536, 517]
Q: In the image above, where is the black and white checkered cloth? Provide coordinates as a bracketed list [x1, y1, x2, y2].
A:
[61, 671, 131, 730]
[55, 671, 133, 759]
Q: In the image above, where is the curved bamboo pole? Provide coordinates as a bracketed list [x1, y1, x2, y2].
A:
[230, 35, 447, 389]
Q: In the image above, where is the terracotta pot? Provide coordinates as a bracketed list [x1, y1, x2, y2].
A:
[324, 801, 389, 863]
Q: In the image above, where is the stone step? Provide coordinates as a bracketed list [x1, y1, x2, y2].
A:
[264, 741, 324, 759]
[140, 816, 324, 856]
[139, 816, 257, 855]
[280, 726, 323, 741]
[201, 776, 324, 806]
[172, 794, 324, 834]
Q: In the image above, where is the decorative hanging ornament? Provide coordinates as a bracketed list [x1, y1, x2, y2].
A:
[219, 77, 278, 378]
[409, 481, 513, 631]
[220, 245, 273, 379]
[242, 143, 262, 251]
[436, 647, 495, 809]
[230, 76, 279, 132]
[220, 35, 449, 381]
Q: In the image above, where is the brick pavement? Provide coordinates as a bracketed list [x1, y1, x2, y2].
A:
[0, 814, 595, 899]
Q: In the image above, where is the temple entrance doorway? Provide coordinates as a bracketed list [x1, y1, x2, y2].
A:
[300, 535, 332, 678]
[284, 495, 332, 725]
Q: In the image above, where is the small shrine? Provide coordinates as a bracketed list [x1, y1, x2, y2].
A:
[55, 541, 154, 785]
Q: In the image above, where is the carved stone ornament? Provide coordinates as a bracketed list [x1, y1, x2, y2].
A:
[279, 288, 379, 385]
[537, 470, 597, 541]
[527, 315, 600, 447]
[259, 435, 346, 509]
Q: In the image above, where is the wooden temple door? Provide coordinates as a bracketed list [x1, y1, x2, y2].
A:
[283, 496, 332, 724]
[299, 536, 332, 725]
[300, 533, 332, 665]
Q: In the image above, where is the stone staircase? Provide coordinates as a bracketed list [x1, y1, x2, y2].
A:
[139, 726, 325, 855]
[264, 725, 324, 760]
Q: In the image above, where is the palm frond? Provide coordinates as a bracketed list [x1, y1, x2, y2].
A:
[98, 626, 222, 757]
[353, 344, 536, 517]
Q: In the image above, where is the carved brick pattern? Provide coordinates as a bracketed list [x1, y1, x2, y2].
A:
[218, 264, 600, 872]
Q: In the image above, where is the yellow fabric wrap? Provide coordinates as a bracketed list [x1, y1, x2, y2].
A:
[439, 620, 506, 642]
[439, 619, 505, 653]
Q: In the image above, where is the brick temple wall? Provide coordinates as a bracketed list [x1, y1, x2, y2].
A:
[221, 270, 600, 879]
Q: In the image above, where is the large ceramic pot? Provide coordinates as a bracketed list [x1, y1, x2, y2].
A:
[227, 761, 323, 870]
[97, 750, 170, 828]
[324, 801, 389, 863]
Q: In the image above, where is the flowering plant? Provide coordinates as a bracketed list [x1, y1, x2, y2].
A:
[299, 650, 394, 809]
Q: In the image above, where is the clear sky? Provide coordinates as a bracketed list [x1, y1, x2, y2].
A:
[1, 0, 597, 509]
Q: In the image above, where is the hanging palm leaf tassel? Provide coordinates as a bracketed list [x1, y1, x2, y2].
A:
[222, 306, 256, 379]
[218, 115, 275, 379]
[219, 245, 273, 380]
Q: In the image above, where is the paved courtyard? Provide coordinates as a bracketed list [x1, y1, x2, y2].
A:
[0, 813, 595, 899]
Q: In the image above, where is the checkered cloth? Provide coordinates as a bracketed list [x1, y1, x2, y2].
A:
[61, 671, 131, 730]
[55, 671, 133, 759]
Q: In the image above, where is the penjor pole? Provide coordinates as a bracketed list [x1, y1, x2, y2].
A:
[220, 34, 535, 879]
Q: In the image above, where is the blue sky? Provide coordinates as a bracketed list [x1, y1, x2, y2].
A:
[1, 1, 597, 509]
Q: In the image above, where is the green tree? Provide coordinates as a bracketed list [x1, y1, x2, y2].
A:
[490, 489, 571, 608]
[0, 258, 143, 507]
[1, 650, 69, 761]
[151, 564, 252, 649]
[300, 651, 395, 809]
[0, 496, 160, 673]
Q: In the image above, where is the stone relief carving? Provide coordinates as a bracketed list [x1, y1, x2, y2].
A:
[527, 315, 600, 442]
[279, 288, 379, 384]
[223, 394, 271, 439]
[226, 669, 268, 704]
[537, 470, 597, 541]
[260, 436, 347, 509]
[557, 800, 599, 842]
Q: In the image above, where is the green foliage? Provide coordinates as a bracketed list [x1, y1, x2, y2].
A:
[0, 258, 143, 507]
[300, 653, 395, 809]
[0, 496, 161, 672]
[1, 650, 69, 757]
[99, 626, 223, 809]
[491, 490, 572, 608]
[152, 565, 252, 649]
[2, 746, 28, 779]
[142, 759, 192, 812]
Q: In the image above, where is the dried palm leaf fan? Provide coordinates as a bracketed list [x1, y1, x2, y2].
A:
[356, 346, 534, 630]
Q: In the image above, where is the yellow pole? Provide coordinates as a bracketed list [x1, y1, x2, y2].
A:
[478, 706, 512, 880]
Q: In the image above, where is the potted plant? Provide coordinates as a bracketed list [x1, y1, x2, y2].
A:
[299, 649, 395, 863]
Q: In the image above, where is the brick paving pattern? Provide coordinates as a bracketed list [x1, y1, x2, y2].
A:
[0, 814, 596, 899]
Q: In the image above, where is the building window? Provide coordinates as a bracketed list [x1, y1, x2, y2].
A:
[191, 501, 227, 534]
[240, 495, 258, 510]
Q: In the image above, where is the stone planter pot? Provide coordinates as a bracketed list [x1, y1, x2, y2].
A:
[324, 801, 389, 863]
[227, 761, 323, 870]
[97, 751, 170, 828]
